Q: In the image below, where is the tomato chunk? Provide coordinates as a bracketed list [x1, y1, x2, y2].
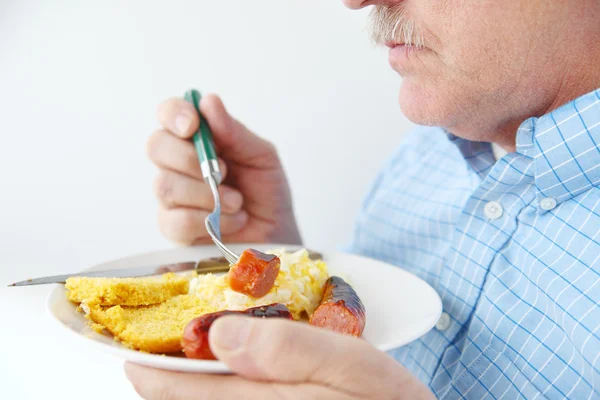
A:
[227, 249, 280, 298]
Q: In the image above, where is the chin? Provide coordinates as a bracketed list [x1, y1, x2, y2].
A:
[397, 79, 459, 128]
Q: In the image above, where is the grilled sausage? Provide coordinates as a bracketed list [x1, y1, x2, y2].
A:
[182, 303, 293, 360]
[227, 249, 280, 298]
[309, 276, 366, 337]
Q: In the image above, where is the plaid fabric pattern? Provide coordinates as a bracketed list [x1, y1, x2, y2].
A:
[348, 88, 600, 399]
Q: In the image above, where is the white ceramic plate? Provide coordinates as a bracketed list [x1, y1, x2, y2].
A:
[47, 244, 442, 373]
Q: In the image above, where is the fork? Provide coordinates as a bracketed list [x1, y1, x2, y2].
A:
[184, 89, 240, 265]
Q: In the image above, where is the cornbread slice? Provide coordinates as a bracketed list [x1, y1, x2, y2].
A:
[66, 273, 189, 306]
[88, 295, 208, 353]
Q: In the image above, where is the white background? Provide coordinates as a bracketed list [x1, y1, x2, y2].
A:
[0, 1, 412, 399]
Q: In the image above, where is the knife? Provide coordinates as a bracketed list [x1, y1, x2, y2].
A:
[8, 250, 323, 287]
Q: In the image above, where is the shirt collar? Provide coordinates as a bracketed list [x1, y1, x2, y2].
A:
[447, 133, 496, 180]
[446, 87, 600, 211]
[517, 88, 600, 207]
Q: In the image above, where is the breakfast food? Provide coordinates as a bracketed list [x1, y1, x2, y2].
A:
[66, 248, 366, 356]
[65, 273, 189, 306]
[87, 294, 207, 353]
[227, 249, 280, 297]
[309, 276, 366, 337]
[182, 303, 294, 360]
[189, 249, 329, 320]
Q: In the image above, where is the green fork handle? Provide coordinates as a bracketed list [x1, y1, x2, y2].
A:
[183, 89, 222, 185]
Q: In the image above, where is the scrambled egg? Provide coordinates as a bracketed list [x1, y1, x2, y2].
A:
[189, 249, 329, 320]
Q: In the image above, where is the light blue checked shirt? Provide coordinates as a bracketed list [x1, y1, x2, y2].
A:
[348, 88, 600, 399]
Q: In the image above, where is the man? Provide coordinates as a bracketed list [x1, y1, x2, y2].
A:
[126, 0, 600, 398]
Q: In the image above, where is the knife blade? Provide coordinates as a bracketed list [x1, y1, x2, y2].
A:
[8, 250, 323, 286]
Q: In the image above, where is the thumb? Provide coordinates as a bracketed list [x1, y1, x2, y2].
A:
[199, 94, 280, 168]
[209, 316, 412, 395]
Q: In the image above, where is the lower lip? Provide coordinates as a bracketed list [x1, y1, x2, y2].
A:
[388, 44, 424, 66]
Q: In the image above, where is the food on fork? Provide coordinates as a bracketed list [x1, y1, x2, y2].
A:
[182, 303, 294, 360]
[227, 249, 281, 298]
[309, 276, 366, 337]
[65, 273, 189, 306]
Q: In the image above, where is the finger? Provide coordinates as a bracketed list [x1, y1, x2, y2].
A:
[209, 316, 408, 396]
[123, 362, 347, 400]
[148, 129, 230, 181]
[158, 207, 248, 244]
[153, 169, 243, 213]
[123, 362, 268, 400]
[199, 94, 280, 168]
[157, 97, 200, 138]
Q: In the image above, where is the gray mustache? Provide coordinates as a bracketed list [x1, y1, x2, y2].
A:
[368, 5, 424, 48]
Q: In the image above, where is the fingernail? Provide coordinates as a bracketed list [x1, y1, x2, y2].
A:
[223, 191, 243, 210]
[212, 317, 251, 351]
[174, 114, 192, 135]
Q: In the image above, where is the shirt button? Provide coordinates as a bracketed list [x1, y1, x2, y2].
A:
[540, 197, 557, 211]
[436, 312, 451, 331]
[484, 201, 503, 220]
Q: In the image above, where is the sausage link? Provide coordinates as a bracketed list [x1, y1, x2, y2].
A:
[309, 276, 366, 337]
[182, 303, 293, 360]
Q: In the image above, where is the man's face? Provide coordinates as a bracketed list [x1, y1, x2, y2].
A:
[344, 0, 573, 142]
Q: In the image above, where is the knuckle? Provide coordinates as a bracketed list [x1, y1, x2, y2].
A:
[157, 208, 173, 240]
[220, 213, 247, 236]
[261, 138, 279, 159]
[128, 380, 145, 398]
[173, 210, 202, 244]
[146, 130, 165, 162]
[253, 139, 281, 168]
[184, 148, 201, 173]
[263, 139, 277, 154]
[191, 237, 213, 245]
[238, 220, 275, 243]
[130, 378, 175, 400]
[155, 384, 179, 400]
[260, 224, 278, 242]
[154, 171, 175, 207]
[157, 97, 178, 124]
[217, 158, 228, 179]
[271, 321, 298, 353]
[247, 320, 293, 376]
[158, 209, 189, 244]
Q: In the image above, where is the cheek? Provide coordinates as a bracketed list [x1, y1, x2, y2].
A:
[438, 3, 529, 91]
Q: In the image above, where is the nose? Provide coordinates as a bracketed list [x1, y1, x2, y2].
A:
[341, 0, 369, 9]
[341, 0, 400, 10]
